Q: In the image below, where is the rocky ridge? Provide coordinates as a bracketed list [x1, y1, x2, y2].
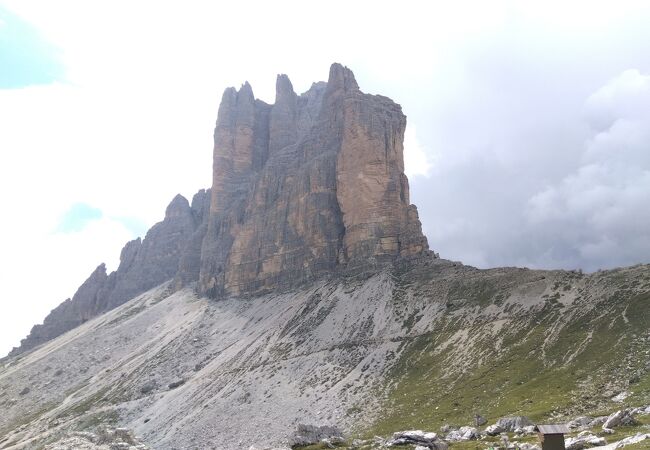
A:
[9, 192, 208, 356]
[9, 63, 428, 356]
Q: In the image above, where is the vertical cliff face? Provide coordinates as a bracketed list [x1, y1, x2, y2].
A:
[198, 63, 429, 297]
[334, 66, 428, 262]
[10, 63, 430, 356]
[174, 189, 211, 287]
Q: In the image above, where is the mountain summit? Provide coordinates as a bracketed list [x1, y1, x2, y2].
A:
[196, 63, 428, 297]
[10, 63, 429, 356]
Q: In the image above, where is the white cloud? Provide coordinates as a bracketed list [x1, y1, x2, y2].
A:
[525, 69, 650, 270]
[585, 69, 650, 131]
[0, 217, 133, 357]
[404, 125, 433, 178]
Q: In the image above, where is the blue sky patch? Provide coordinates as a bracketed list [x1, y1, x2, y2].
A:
[56, 203, 103, 233]
[113, 216, 148, 238]
[0, 6, 64, 88]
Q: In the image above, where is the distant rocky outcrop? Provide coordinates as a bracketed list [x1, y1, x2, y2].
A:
[9, 63, 430, 355]
[10, 264, 110, 356]
[10, 194, 205, 356]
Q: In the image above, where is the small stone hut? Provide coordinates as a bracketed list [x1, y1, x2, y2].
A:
[536, 424, 569, 450]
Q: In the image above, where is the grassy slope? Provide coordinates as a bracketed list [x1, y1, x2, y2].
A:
[366, 265, 650, 437]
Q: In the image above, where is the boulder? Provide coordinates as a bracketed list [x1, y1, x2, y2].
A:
[517, 443, 541, 450]
[612, 433, 650, 449]
[445, 426, 479, 441]
[589, 416, 607, 427]
[388, 430, 448, 449]
[631, 405, 650, 415]
[611, 391, 630, 403]
[496, 416, 535, 431]
[485, 424, 504, 436]
[514, 425, 536, 435]
[567, 416, 593, 430]
[603, 409, 638, 429]
[565, 432, 607, 450]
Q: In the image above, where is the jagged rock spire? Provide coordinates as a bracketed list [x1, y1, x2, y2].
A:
[199, 62, 429, 297]
[12, 63, 431, 355]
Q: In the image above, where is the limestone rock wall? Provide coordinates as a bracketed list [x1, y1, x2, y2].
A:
[105, 194, 197, 308]
[334, 65, 428, 262]
[198, 63, 429, 297]
[10, 63, 431, 355]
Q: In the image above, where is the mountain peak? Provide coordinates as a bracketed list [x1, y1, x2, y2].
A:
[165, 194, 190, 219]
[198, 63, 429, 297]
[328, 62, 359, 92]
[275, 73, 296, 106]
[11, 63, 431, 355]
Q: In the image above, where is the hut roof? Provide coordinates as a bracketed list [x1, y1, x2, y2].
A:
[536, 424, 570, 434]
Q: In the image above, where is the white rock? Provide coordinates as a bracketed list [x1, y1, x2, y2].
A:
[445, 426, 479, 441]
[517, 443, 541, 450]
[515, 425, 537, 435]
[388, 430, 447, 449]
[496, 416, 534, 431]
[486, 424, 502, 435]
[603, 409, 637, 429]
[613, 433, 650, 449]
[590, 416, 607, 427]
[567, 416, 593, 429]
[485, 424, 504, 436]
[566, 432, 607, 450]
[611, 391, 630, 403]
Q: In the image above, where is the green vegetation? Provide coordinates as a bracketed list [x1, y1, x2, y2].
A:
[366, 273, 650, 438]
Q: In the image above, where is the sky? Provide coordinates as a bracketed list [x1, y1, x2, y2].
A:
[1, 0, 650, 356]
